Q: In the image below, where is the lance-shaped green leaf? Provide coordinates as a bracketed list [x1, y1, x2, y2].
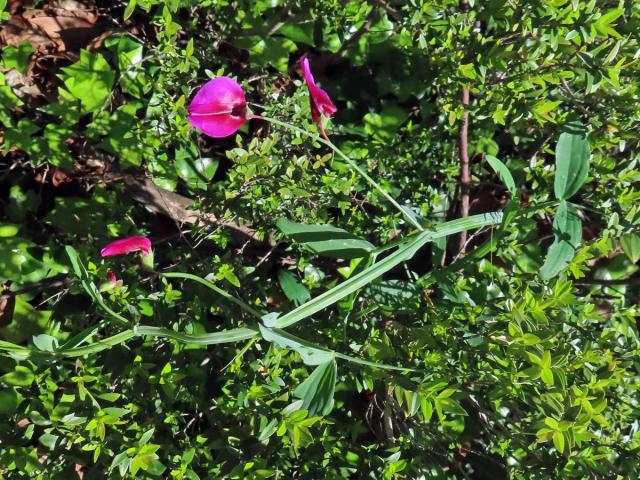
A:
[0, 339, 31, 356]
[294, 360, 337, 416]
[58, 324, 102, 350]
[59, 330, 138, 357]
[259, 324, 334, 365]
[66, 246, 129, 326]
[276, 218, 375, 259]
[276, 212, 503, 329]
[65, 246, 99, 303]
[259, 325, 417, 372]
[554, 129, 590, 200]
[486, 155, 517, 196]
[303, 239, 375, 259]
[134, 326, 258, 346]
[540, 201, 582, 280]
[276, 219, 355, 242]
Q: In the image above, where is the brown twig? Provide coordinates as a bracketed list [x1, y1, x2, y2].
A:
[451, 226, 489, 264]
[336, 5, 378, 58]
[123, 175, 273, 247]
[575, 277, 640, 286]
[6, 276, 74, 296]
[458, 87, 471, 254]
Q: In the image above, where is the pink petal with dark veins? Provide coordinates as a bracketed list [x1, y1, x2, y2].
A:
[100, 236, 152, 257]
[188, 77, 247, 138]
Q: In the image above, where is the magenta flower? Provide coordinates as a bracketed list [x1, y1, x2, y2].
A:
[187, 77, 248, 138]
[100, 236, 152, 257]
[300, 57, 337, 133]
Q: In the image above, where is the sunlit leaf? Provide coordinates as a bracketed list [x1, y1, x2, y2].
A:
[540, 201, 582, 280]
[293, 360, 337, 416]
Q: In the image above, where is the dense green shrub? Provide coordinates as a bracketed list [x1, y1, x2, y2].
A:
[1, 0, 639, 478]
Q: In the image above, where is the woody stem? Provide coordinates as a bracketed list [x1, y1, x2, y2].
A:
[258, 115, 424, 231]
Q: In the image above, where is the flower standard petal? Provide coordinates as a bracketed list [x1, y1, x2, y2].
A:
[188, 77, 248, 138]
[299, 57, 337, 132]
[100, 236, 152, 257]
[300, 56, 317, 87]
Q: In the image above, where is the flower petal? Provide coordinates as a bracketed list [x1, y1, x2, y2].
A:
[300, 57, 316, 87]
[309, 85, 337, 119]
[188, 111, 246, 138]
[188, 77, 247, 138]
[188, 77, 245, 114]
[100, 236, 152, 257]
[299, 57, 337, 125]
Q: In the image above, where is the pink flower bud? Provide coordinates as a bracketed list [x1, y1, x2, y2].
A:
[300, 57, 337, 127]
[188, 77, 248, 138]
[100, 236, 152, 257]
[100, 269, 122, 292]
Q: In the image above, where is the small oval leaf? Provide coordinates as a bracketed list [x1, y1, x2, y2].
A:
[620, 233, 640, 263]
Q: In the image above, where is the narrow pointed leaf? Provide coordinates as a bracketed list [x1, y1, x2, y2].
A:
[303, 238, 375, 259]
[276, 219, 356, 242]
[276, 218, 375, 258]
[486, 155, 516, 196]
[276, 212, 503, 328]
[259, 324, 334, 365]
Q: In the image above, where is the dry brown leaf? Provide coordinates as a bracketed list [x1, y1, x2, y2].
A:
[0, 291, 16, 328]
[7, 1, 37, 15]
[51, 166, 74, 186]
[23, 8, 100, 51]
[2, 68, 45, 101]
[34, 166, 74, 186]
[0, 7, 101, 53]
[49, 0, 96, 9]
[16, 418, 30, 428]
[0, 15, 53, 51]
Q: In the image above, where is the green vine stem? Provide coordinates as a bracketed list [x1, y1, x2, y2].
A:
[161, 272, 263, 318]
[0, 213, 504, 374]
[0, 326, 419, 372]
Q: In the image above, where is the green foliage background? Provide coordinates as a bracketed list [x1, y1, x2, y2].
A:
[1, 0, 640, 478]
